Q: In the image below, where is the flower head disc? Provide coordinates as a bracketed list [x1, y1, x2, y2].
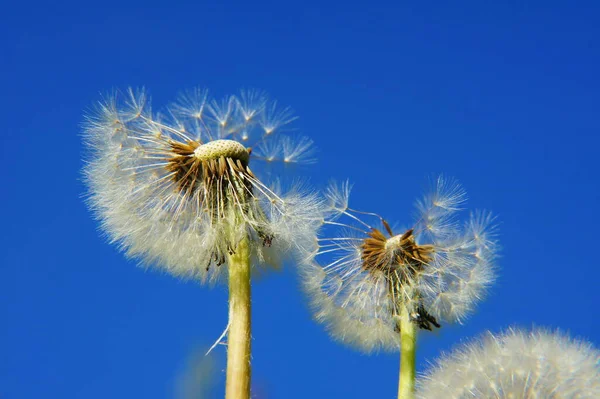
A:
[192, 139, 250, 164]
[167, 140, 250, 193]
[363, 228, 434, 277]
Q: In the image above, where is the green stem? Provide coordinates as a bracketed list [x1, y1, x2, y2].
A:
[225, 235, 252, 399]
[398, 305, 416, 399]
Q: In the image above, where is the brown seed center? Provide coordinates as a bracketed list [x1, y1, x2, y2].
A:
[360, 227, 440, 330]
[360, 228, 434, 275]
[166, 139, 251, 193]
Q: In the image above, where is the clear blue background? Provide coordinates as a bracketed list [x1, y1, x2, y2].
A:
[2, 1, 599, 397]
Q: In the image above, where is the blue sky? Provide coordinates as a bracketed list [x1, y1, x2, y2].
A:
[2, 1, 599, 397]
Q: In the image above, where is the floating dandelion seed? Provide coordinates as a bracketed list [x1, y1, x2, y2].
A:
[416, 328, 600, 398]
[302, 177, 499, 353]
[83, 88, 321, 282]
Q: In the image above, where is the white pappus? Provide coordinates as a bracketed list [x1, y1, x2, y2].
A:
[83, 88, 323, 283]
[416, 328, 600, 398]
[301, 177, 499, 352]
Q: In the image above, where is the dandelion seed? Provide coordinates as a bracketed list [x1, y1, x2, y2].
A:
[236, 89, 267, 122]
[259, 100, 297, 135]
[303, 176, 499, 353]
[416, 328, 600, 398]
[253, 135, 316, 165]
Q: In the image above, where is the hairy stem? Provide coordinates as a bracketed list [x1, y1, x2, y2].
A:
[398, 305, 416, 399]
[225, 235, 252, 399]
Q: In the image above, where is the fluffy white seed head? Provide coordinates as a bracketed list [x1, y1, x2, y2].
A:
[416, 328, 600, 398]
[83, 88, 322, 283]
[302, 177, 498, 352]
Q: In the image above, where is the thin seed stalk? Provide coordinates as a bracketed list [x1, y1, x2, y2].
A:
[398, 305, 416, 399]
[225, 230, 252, 399]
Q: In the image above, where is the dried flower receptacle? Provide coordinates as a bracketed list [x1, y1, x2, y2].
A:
[166, 139, 273, 265]
[361, 226, 440, 331]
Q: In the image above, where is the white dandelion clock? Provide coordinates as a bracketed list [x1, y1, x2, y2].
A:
[416, 328, 600, 399]
[301, 177, 498, 398]
[83, 88, 321, 281]
[82, 88, 323, 399]
[305, 177, 498, 351]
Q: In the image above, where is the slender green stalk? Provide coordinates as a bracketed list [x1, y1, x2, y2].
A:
[225, 235, 252, 399]
[398, 305, 417, 399]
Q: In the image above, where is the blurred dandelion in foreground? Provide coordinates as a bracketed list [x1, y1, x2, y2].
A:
[82, 88, 323, 399]
[301, 177, 498, 398]
[174, 345, 220, 399]
[416, 328, 600, 398]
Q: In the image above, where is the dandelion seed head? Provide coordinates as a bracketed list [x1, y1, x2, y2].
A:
[416, 328, 600, 398]
[83, 87, 321, 283]
[302, 178, 498, 352]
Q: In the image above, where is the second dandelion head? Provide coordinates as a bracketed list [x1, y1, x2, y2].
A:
[302, 177, 499, 352]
